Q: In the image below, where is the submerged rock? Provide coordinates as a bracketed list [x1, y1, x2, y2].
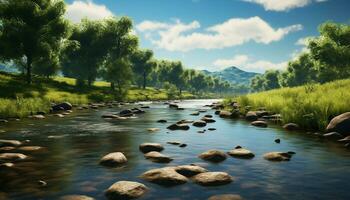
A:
[167, 123, 190, 130]
[139, 143, 164, 153]
[208, 128, 216, 131]
[201, 117, 216, 123]
[140, 167, 188, 186]
[144, 151, 173, 163]
[175, 165, 208, 177]
[169, 104, 179, 109]
[251, 121, 268, 128]
[263, 152, 292, 161]
[227, 148, 254, 159]
[167, 141, 181, 145]
[179, 144, 187, 148]
[199, 150, 227, 162]
[100, 152, 127, 167]
[157, 119, 167, 123]
[283, 123, 300, 131]
[105, 181, 148, 200]
[193, 172, 233, 186]
[208, 194, 243, 200]
[275, 139, 281, 143]
[190, 112, 200, 116]
[326, 112, 350, 136]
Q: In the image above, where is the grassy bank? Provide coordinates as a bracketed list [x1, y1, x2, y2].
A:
[0, 72, 194, 118]
[231, 79, 350, 131]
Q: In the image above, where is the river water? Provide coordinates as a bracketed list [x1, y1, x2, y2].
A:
[0, 99, 349, 200]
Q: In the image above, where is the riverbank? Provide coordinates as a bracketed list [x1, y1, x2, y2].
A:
[0, 72, 196, 119]
[224, 79, 350, 131]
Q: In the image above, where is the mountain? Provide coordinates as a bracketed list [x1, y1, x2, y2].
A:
[202, 66, 259, 85]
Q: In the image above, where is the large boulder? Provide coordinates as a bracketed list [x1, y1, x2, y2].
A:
[199, 150, 227, 162]
[263, 152, 292, 161]
[59, 195, 95, 200]
[208, 194, 243, 200]
[167, 123, 190, 130]
[174, 165, 208, 177]
[193, 120, 207, 127]
[105, 181, 148, 200]
[139, 143, 164, 153]
[0, 153, 27, 162]
[100, 152, 127, 167]
[193, 172, 233, 186]
[140, 167, 188, 186]
[227, 148, 254, 159]
[283, 123, 300, 131]
[144, 151, 173, 163]
[0, 139, 22, 147]
[251, 121, 268, 128]
[52, 102, 72, 111]
[326, 112, 350, 136]
[245, 111, 258, 121]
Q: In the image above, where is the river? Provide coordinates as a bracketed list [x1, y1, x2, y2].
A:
[0, 99, 349, 200]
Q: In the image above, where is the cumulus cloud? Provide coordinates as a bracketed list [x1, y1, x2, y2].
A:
[213, 54, 288, 72]
[242, 0, 327, 11]
[136, 17, 302, 52]
[65, 0, 114, 23]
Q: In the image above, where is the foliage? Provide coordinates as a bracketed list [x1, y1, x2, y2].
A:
[237, 79, 350, 130]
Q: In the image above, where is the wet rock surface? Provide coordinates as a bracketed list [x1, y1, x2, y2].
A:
[105, 181, 148, 200]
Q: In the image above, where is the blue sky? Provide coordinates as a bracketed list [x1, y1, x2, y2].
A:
[64, 0, 350, 73]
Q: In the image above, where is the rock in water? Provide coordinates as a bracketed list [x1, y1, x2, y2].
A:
[52, 102, 72, 111]
[100, 152, 127, 167]
[201, 117, 216, 123]
[219, 111, 232, 118]
[167, 123, 190, 130]
[105, 181, 148, 200]
[283, 123, 300, 131]
[59, 195, 95, 200]
[251, 121, 268, 128]
[193, 120, 207, 127]
[175, 165, 208, 177]
[199, 150, 227, 162]
[208, 194, 243, 200]
[0, 139, 22, 147]
[193, 172, 233, 186]
[227, 148, 255, 159]
[322, 132, 343, 140]
[144, 151, 173, 163]
[139, 143, 164, 153]
[245, 111, 258, 121]
[0, 153, 27, 162]
[263, 152, 292, 161]
[140, 167, 188, 186]
[157, 119, 167, 123]
[326, 112, 350, 136]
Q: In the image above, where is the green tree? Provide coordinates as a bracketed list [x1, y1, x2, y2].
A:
[250, 75, 264, 92]
[0, 0, 68, 84]
[263, 70, 280, 90]
[130, 49, 155, 89]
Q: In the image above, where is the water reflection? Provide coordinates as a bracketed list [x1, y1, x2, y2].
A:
[0, 100, 349, 200]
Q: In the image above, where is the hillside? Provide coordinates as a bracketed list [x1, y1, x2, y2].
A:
[232, 79, 350, 131]
[202, 66, 259, 85]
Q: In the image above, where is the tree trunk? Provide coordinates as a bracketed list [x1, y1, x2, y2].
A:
[143, 71, 146, 89]
[26, 55, 32, 84]
[110, 82, 115, 91]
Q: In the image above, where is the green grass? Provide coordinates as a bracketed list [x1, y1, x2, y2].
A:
[0, 72, 195, 118]
[231, 79, 350, 131]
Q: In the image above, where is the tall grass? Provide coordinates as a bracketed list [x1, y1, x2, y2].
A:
[0, 97, 51, 118]
[235, 79, 350, 131]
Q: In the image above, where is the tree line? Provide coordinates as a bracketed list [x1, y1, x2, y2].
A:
[250, 21, 350, 92]
[0, 0, 243, 97]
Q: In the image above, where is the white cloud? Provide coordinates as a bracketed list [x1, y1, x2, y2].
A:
[137, 16, 302, 52]
[65, 0, 114, 23]
[213, 54, 288, 72]
[242, 0, 327, 11]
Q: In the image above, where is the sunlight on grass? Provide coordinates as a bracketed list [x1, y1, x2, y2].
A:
[235, 79, 350, 130]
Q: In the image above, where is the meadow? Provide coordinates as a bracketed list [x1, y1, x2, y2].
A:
[0, 72, 194, 118]
[233, 79, 350, 131]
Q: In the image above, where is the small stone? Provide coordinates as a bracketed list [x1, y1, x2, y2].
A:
[144, 151, 173, 163]
[263, 152, 292, 161]
[208, 128, 216, 131]
[167, 123, 190, 130]
[157, 119, 167, 123]
[179, 144, 187, 148]
[190, 112, 200, 116]
[283, 123, 300, 131]
[140, 167, 188, 186]
[0, 153, 27, 162]
[201, 117, 216, 123]
[193, 120, 207, 127]
[199, 150, 227, 162]
[275, 139, 281, 143]
[147, 128, 160, 132]
[18, 146, 43, 151]
[227, 148, 254, 159]
[251, 121, 268, 128]
[0, 139, 22, 147]
[31, 115, 45, 119]
[38, 180, 47, 187]
[167, 141, 181, 145]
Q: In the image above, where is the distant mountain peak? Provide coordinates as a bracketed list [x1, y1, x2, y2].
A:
[202, 66, 259, 85]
